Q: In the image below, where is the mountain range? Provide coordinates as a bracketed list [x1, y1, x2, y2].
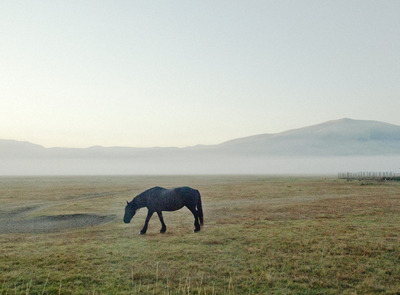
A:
[1, 118, 400, 175]
[218, 118, 400, 156]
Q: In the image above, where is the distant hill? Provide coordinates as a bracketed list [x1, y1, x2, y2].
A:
[1, 118, 400, 175]
[216, 118, 400, 156]
[0, 140, 47, 158]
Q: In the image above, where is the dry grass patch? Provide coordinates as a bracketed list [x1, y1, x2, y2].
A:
[1, 176, 400, 294]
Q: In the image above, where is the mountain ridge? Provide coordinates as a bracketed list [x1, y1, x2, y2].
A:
[221, 118, 400, 144]
[2, 118, 400, 158]
[2, 118, 400, 175]
[217, 118, 400, 156]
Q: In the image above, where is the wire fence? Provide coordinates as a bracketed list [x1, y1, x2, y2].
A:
[338, 171, 400, 180]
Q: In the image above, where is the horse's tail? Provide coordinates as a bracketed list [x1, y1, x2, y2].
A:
[196, 190, 204, 226]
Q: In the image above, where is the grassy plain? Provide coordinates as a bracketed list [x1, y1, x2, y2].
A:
[0, 175, 400, 294]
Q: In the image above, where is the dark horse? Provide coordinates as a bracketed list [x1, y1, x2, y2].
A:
[123, 186, 204, 234]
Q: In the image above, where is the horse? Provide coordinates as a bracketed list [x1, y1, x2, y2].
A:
[123, 186, 204, 234]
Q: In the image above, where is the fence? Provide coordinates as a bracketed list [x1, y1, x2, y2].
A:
[338, 171, 400, 180]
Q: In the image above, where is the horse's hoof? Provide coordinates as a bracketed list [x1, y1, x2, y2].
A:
[139, 231, 146, 235]
[194, 228, 200, 233]
[160, 229, 166, 233]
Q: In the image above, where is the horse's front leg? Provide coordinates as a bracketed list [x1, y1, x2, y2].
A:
[140, 210, 154, 235]
[157, 211, 167, 233]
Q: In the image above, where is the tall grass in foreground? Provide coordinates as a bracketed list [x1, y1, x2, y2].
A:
[1, 270, 239, 295]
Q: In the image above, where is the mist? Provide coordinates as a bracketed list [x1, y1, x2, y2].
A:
[2, 119, 400, 176]
[1, 156, 399, 176]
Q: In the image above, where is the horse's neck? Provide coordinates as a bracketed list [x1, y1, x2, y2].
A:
[134, 194, 148, 208]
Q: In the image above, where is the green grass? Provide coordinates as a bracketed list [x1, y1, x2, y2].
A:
[1, 176, 400, 294]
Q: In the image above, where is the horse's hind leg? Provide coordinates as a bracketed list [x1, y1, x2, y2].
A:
[187, 206, 201, 232]
[157, 211, 167, 233]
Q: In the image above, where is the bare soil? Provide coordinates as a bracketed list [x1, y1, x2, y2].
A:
[0, 205, 115, 233]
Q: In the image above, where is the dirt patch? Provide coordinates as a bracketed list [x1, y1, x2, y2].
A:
[0, 213, 116, 234]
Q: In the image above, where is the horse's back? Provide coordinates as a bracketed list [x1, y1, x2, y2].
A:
[173, 186, 200, 206]
[174, 186, 197, 195]
[146, 187, 182, 211]
[146, 186, 199, 211]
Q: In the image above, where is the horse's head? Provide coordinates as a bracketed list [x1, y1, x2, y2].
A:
[123, 200, 137, 223]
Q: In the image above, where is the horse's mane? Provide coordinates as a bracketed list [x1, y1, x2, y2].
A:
[133, 186, 164, 206]
[137, 186, 163, 198]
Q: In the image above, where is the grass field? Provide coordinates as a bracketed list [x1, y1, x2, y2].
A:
[1, 175, 400, 294]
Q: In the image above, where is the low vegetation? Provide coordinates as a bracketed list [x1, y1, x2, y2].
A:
[1, 176, 399, 294]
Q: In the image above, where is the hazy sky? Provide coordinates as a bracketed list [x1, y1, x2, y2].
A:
[1, 1, 399, 148]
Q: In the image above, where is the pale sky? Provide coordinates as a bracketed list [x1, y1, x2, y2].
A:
[1, 1, 399, 148]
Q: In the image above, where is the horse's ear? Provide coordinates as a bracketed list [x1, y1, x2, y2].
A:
[126, 201, 129, 205]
